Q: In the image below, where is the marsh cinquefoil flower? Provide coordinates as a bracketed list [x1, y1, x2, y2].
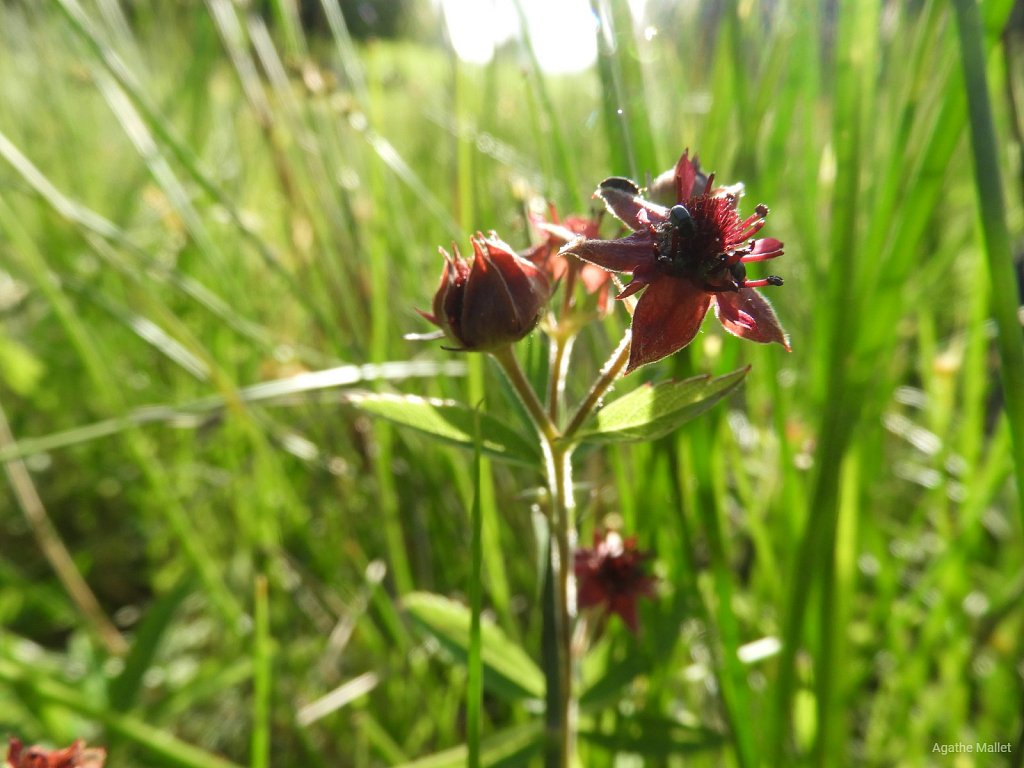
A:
[522, 204, 613, 316]
[419, 232, 551, 351]
[561, 151, 790, 373]
[574, 530, 657, 633]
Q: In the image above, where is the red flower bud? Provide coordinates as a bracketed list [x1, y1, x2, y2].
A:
[420, 233, 551, 351]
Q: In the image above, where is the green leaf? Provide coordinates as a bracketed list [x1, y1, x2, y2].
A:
[393, 722, 543, 768]
[573, 368, 749, 445]
[348, 393, 539, 465]
[108, 577, 193, 711]
[403, 592, 544, 702]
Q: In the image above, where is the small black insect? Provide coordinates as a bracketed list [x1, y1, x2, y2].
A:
[598, 176, 641, 195]
[668, 204, 697, 237]
[728, 261, 747, 284]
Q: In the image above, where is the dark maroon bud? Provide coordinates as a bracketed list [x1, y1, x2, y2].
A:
[419, 233, 551, 351]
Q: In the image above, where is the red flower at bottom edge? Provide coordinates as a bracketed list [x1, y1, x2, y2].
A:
[6, 738, 106, 768]
[561, 151, 790, 373]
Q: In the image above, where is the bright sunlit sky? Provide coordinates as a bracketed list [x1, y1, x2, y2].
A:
[435, 0, 649, 73]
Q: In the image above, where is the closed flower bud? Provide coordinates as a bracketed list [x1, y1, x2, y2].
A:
[420, 232, 551, 351]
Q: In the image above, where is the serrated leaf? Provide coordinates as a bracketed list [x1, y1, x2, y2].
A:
[348, 393, 539, 465]
[403, 592, 544, 702]
[574, 367, 749, 444]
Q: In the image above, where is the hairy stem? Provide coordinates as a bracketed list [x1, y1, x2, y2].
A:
[490, 345, 559, 443]
[562, 330, 631, 442]
[547, 334, 575, 423]
[491, 342, 577, 767]
[548, 444, 576, 767]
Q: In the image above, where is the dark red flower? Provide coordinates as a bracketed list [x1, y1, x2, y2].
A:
[522, 204, 613, 315]
[6, 738, 106, 768]
[562, 151, 790, 373]
[574, 530, 656, 633]
[419, 232, 551, 351]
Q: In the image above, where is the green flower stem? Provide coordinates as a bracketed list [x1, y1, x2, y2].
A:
[547, 334, 576, 422]
[548, 442, 576, 768]
[546, 263, 580, 422]
[561, 330, 632, 443]
[490, 342, 576, 767]
[490, 345, 559, 444]
[494, 326, 632, 767]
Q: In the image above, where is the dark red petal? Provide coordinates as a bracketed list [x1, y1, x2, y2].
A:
[745, 237, 784, 259]
[594, 184, 669, 232]
[576, 576, 605, 610]
[561, 232, 656, 273]
[461, 239, 548, 347]
[616, 278, 648, 300]
[674, 150, 697, 204]
[415, 307, 439, 325]
[611, 595, 640, 633]
[713, 287, 791, 350]
[432, 256, 462, 338]
[481, 240, 549, 316]
[648, 161, 708, 207]
[627, 277, 712, 373]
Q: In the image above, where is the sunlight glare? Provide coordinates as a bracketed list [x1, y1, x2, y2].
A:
[437, 0, 646, 74]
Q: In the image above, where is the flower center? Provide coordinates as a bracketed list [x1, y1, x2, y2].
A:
[654, 198, 739, 292]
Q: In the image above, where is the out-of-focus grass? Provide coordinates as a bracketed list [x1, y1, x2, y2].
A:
[0, 0, 1022, 766]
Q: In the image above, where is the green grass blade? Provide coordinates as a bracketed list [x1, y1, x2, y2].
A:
[511, 0, 583, 209]
[251, 575, 272, 768]
[467, 409, 483, 768]
[771, 0, 878, 761]
[686, 422, 757, 768]
[53, 0, 338, 341]
[590, 0, 658, 179]
[108, 578, 194, 712]
[952, 0, 1024, 523]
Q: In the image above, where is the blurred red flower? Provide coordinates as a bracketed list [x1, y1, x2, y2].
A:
[574, 529, 656, 633]
[522, 204, 613, 315]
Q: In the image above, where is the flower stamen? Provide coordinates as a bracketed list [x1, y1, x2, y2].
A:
[745, 275, 785, 288]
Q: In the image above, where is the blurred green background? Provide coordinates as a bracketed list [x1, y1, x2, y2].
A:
[1, 0, 1023, 765]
